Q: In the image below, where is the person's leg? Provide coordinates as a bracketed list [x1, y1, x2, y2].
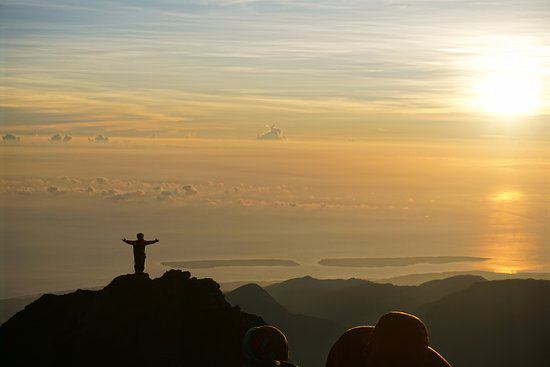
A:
[134, 256, 145, 273]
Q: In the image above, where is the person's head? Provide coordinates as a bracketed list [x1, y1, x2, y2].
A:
[242, 326, 289, 364]
[136, 233, 144, 240]
[366, 312, 429, 367]
[326, 326, 373, 367]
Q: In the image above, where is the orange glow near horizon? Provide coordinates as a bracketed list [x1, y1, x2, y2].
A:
[480, 188, 540, 274]
[491, 190, 523, 202]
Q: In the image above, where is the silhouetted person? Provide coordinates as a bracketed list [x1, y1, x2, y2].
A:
[121, 233, 158, 274]
[242, 325, 298, 367]
[326, 326, 373, 367]
[325, 312, 451, 367]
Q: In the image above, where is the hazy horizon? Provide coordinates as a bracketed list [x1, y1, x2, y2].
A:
[1, 136, 548, 298]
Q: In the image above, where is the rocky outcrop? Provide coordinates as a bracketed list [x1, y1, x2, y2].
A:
[0, 270, 264, 367]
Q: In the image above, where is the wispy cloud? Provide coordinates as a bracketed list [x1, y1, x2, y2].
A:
[1, 0, 549, 137]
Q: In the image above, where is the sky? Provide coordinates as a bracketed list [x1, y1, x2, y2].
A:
[0, 1, 549, 298]
[1, 0, 549, 139]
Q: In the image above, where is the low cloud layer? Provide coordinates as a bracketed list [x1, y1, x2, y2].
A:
[49, 133, 72, 143]
[182, 185, 198, 196]
[89, 135, 109, 143]
[258, 125, 285, 140]
[46, 186, 66, 196]
[0, 175, 437, 216]
[2, 133, 20, 143]
[0, 177, 205, 204]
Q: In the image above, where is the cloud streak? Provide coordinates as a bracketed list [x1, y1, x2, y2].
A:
[1, 0, 548, 137]
[257, 124, 285, 140]
[0, 174, 442, 214]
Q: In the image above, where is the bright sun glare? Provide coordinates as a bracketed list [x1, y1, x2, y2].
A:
[474, 49, 543, 116]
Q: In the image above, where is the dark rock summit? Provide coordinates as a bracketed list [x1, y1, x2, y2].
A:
[0, 270, 264, 367]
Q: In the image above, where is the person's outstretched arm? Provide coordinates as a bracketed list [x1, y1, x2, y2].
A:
[145, 238, 159, 245]
[122, 238, 136, 245]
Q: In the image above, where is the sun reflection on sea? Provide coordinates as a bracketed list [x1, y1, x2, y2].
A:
[480, 188, 539, 273]
[491, 190, 523, 202]
[494, 266, 520, 275]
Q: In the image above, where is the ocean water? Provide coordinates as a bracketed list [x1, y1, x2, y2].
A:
[1, 138, 549, 298]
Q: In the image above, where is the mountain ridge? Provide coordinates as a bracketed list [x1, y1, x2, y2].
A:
[226, 282, 342, 367]
[420, 279, 550, 367]
[0, 270, 264, 367]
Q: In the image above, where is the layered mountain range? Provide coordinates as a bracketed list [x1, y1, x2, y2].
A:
[2, 272, 548, 367]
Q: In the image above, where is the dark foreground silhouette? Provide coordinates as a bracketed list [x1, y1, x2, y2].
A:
[122, 233, 158, 273]
[326, 312, 451, 367]
[242, 325, 298, 367]
[226, 283, 342, 367]
[0, 270, 264, 367]
[2, 273, 548, 367]
[232, 276, 550, 367]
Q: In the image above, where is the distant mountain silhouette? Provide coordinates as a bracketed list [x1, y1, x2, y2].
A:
[265, 275, 485, 326]
[0, 270, 264, 367]
[265, 276, 549, 367]
[0, 294, 41, 324]
[421, 279, 550, 367]
[0, 274, 491, 325]
[0, 286, 103, 324]
[3, 273, 547, 367]
[378, 270, 550, 285]
[226, 283, 343, 367]
[416, 275, 487, 303]
[227, 283, 290, 318]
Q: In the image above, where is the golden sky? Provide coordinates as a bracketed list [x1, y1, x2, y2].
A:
[1, 1, 549, 297]
[1, 0, 549, 139]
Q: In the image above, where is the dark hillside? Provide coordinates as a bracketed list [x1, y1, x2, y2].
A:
[265, 275, 484, 326]
[0, 270, 264, 367]
[421, 279, 550, 367]
[266, 276, 414, 325]
[226, 283, 343, 367]
[415, 275, 487, 303]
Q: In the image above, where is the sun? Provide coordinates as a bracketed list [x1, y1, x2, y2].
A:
[473, 51, 543, 116]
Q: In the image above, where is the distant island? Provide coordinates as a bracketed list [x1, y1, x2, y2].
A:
[318, 256, 489, 268]
[162, 259, 300, 269]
